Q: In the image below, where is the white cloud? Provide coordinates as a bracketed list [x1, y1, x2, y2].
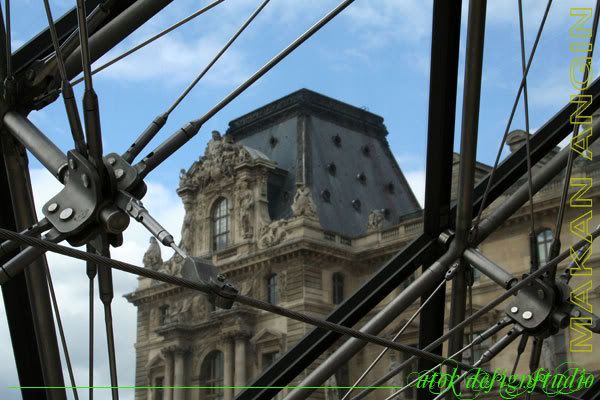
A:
[0, 168, 184, 400]
[404, 169, 426, 207]
[93, 34, 250, 87]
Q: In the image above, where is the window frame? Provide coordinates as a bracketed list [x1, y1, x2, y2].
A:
[535, 228, 554, 266]
[200, 350, 225, 400]
[267, 273, 278, 305]
[212, 197, 231, 251]
[332, 272, 345, 305]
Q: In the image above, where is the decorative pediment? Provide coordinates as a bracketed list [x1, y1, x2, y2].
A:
[250, 328, 285, 347]
[145, 353, 164, 370]
[178, 130, 255, 192]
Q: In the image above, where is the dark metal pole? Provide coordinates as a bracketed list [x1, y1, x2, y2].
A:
[417, 1, 462, 394]
[0, 134, 47, 400]
[1, 133, 67, 400]
[3, 111, 67, 181]
[474, 112, 600, 243]
[122, 0, 269, 163]
[136, 0, 357, 178]
[64, 0, 174, 80]
[446, 260, 467, 368]
[238, 76, 600, 400]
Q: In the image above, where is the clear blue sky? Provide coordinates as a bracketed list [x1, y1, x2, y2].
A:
[0, 1, 597, 399]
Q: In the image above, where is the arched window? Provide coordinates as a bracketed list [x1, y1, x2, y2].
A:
[200, 351, 224, 400]
[332, 273, 344, 305]
[153, 376, 164, 400]
[536, 228, 554, 265]
[267, 273, 278, 304]
[212, 198, 230, 251]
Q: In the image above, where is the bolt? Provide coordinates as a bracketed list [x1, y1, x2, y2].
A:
[522, 311, 533, 320]
[510, 306, 519, 314]
[114, 168, 124, 180]
[572, 309, 581, 317]
[108, 157, 116, 165]
[25, 69, 36, 82]
[217, 274, 226, 282]
[47, 203, 59, 213]
[59, 208, 74, 221]
[69, 158, 77, 170]
[537, 289, 545, 299]
[82, 173, 90, 188]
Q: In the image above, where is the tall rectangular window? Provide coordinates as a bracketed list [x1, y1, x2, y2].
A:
[267, 273, 278, 304]
[332, 273, 344, 304]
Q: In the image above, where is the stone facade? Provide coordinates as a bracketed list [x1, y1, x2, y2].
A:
[127, 90, 600, 400]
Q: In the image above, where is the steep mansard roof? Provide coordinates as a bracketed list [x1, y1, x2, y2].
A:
[224, 88, 422, 238]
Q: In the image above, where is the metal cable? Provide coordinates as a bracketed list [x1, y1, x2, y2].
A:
[71, 0, 225, 86]
[0, 227, 476, 372]
[136, 0, 358, 178]
[2, 224, 598, 400]
[88, 268, 95, 400]
[166, 0, 271, 114]
[42, 0, 87, 155]
[347, 226, 600, 400]
[473, 0, 552, 230]
[468, 277, 474, 367]
[510, 334, 528, 375]
[517, 0, 536, 237]
[75, 0, 94, 89]
[551, 0, 600, 256]
[341, 279, 447, 400]
[383, 335, 490, 400]
[43, 257, 80, 400]
[122, 0, 271, 163]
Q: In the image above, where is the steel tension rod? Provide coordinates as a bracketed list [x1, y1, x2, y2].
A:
[134, 0, 357, 178]
[122, 0, 270, 163]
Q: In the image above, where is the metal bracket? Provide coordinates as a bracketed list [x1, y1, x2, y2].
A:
[506, 277, 555, 330]
[181, 256, 238, 309]
[42, 150, 101, 237]
[104, 152, 146, 198]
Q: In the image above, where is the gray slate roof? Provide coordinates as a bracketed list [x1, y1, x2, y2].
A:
[226, 89, 422, 238]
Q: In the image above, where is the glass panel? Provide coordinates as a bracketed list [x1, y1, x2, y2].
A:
[202, 351, 224, 400]
[268, 274, 278, 304]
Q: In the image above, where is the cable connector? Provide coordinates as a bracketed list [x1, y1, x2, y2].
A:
[181, 256, 238, 309]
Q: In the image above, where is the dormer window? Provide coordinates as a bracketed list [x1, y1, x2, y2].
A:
[212, 197, 230, 251]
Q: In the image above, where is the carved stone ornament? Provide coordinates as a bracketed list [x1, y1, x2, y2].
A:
[291, 185, 317, 218]
[237, 179, 255, 239]
[239, 278, 257, 297]
[367, 209, 385, 232]
[166, 297, 194, 324]
[178, 130, 251, 191]
[159, 253, 184, 277]
[258, 219, 288, 249]
[142, 237, 163, 271]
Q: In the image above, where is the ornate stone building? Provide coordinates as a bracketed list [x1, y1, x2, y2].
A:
[126, 89, 600, 400]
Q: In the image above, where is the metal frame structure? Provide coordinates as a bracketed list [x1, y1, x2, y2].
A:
[0, 1, 599, 400]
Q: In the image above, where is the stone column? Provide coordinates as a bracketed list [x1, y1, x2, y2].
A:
[161, 348, 174, 400]
[173, 347, 188, 400]
[234, 336, 247, 395]
[224, 337, 234, 400]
